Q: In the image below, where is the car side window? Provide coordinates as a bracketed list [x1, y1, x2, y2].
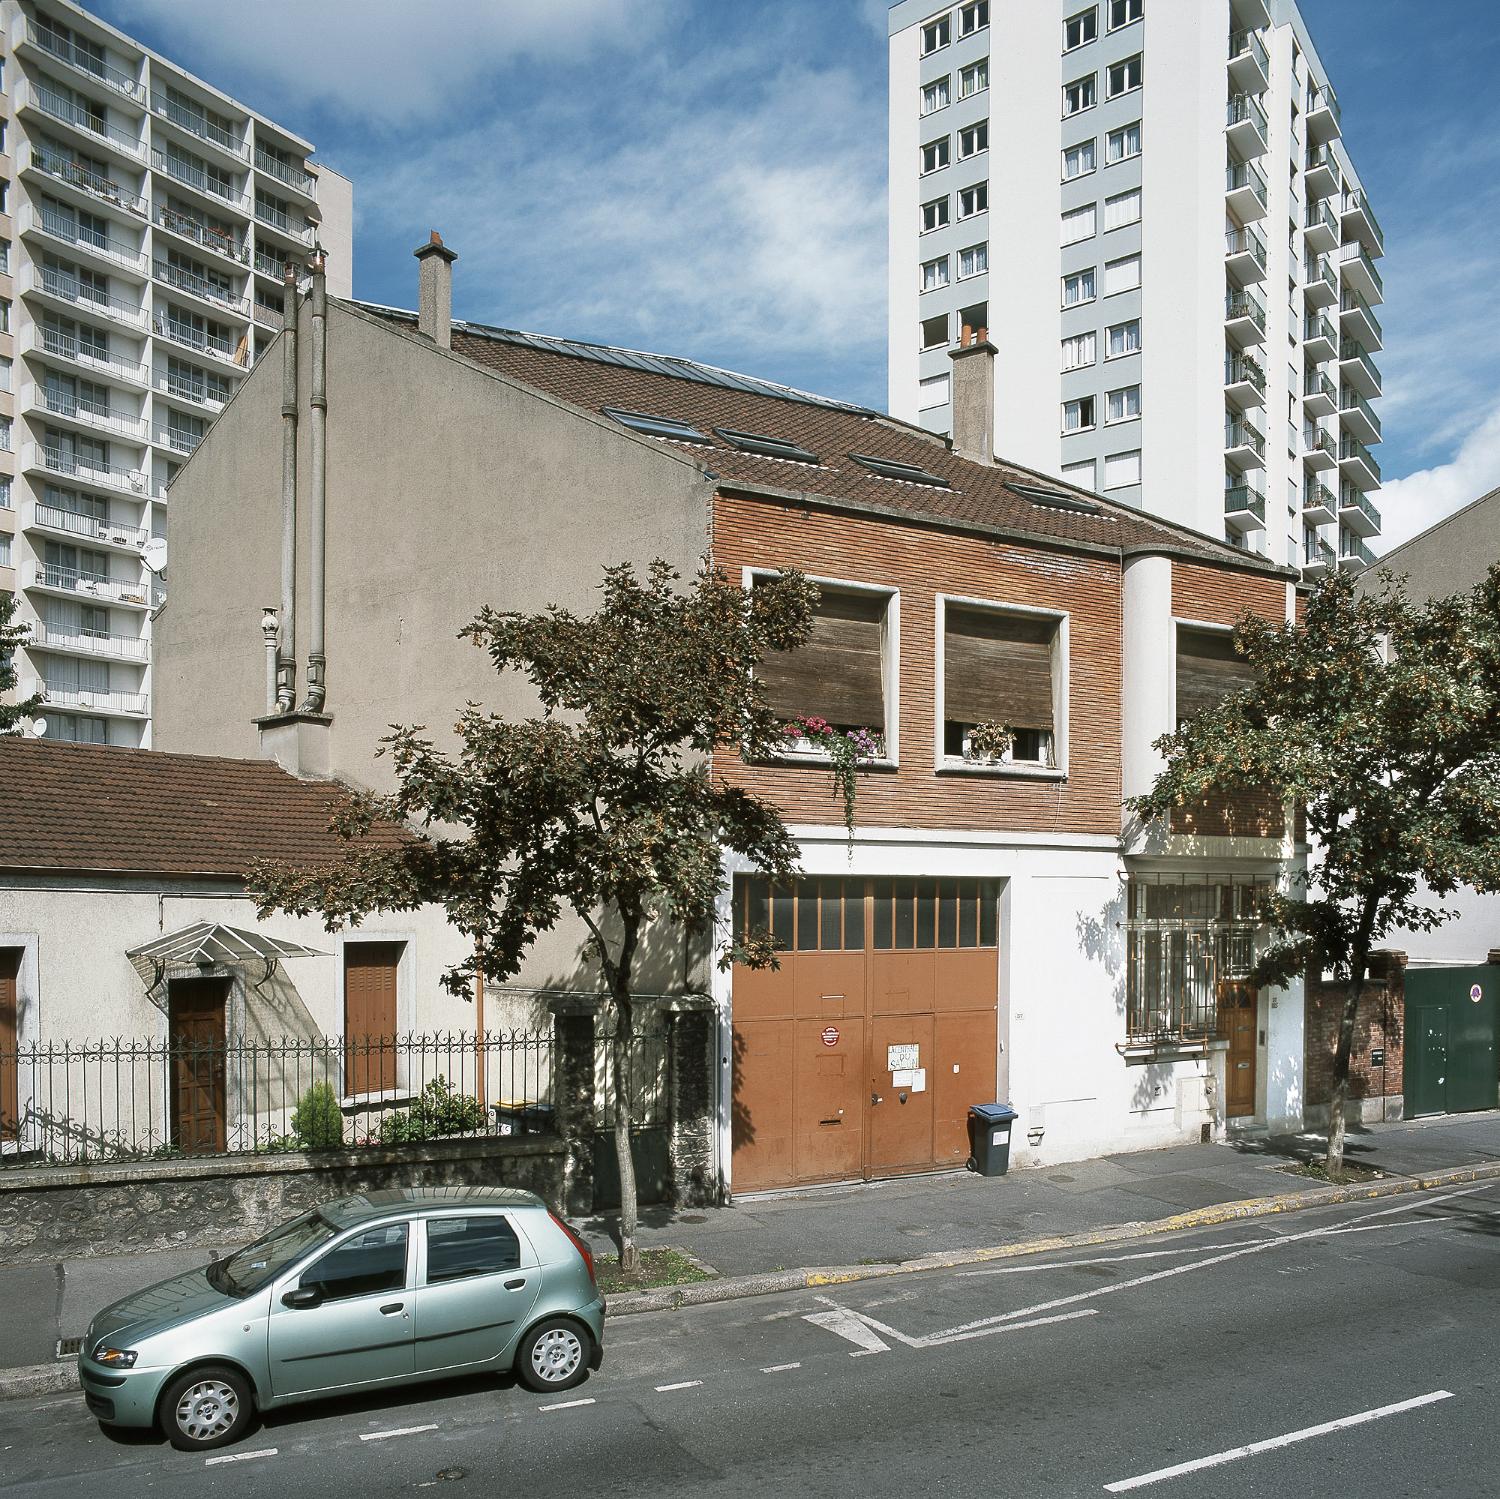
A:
[424, 1215, 522, 1285]
[300, 1223, 409, 1303]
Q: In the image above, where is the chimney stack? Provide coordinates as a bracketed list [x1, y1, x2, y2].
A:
[948, 329, 997, 464]
[414, 230, 457, 349]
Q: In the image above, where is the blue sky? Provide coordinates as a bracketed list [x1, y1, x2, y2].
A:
[93, 0, 1500, 549]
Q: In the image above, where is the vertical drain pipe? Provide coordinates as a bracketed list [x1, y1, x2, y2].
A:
[275, 260, 299, 711]
[298, 247, 328, 713]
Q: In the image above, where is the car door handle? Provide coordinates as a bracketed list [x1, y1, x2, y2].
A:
[504, 1278, 527, 1291]
[379, 1302, 405, 1315]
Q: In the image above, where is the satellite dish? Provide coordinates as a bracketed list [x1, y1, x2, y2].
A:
[142, 538, 168, 575]
[31, 718, 48, 739]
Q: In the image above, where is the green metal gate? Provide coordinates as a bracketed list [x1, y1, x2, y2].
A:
[1403, 966, 1499, 1118]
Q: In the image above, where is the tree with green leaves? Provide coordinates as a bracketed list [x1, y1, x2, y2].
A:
[1128, 566, 1500, 1177]
[0, 592, 41, 734]
[249, 561, 820, 1273]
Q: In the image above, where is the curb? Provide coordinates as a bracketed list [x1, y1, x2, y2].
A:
[602, 1159, 1500, 1318]
[0, 1361, 79, 1401]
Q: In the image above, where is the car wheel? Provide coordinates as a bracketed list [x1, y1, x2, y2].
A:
[515, 1317, 592, 1394]
[160, 1365, 255, 1451]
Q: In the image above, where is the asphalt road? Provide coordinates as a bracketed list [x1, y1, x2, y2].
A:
[3, 1183, 1499, 1498]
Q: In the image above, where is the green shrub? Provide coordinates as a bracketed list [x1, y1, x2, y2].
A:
[377, 1076, 486, 1144]
[291, 1082, 346, 1150]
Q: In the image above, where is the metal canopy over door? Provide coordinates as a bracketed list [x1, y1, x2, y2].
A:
[1404, 966, 1498, 1118]
[0, 950, 19, 1146]
[731, 877, 999, 1192]
[167, 976, 228, 1153]
[1218, 980, 1258, 1117]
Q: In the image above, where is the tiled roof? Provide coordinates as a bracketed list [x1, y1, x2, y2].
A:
[0, 739, 402, 878]
[354, 304, 1289, 574]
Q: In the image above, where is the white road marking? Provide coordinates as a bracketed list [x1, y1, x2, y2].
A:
[762, 1362, 802, 1372]
[809, 1295, 1097, 1351]
[358, 1423, 439, 1442]
[927, 1307, 1099, 1345]
[654, 1380, 703, 1392]
[803, 1306, 893, 1353]
[204, 1447, 278, 1466]
[958, 1240, 1269, 1275]
[539, 1397, 595, 1412]
[1104, 1389, 1456, 1492]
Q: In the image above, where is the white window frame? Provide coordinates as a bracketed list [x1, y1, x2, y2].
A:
[958, 1, 989, 37]
[1063, 73, 1097, 117]
[1063, 139, 1096, 180]
[958, 242, 988, 279]
[1104, 448, 1142, 489]
[933, 593, 1070, 779]
[1063, 6, 1098, 51]
[958, 182, 988, 219]
[921, 14, 952, 55]
[1106, 318, 1142, 358]
[921, 136, 951, 174]
[919, 373, 950, 411]
[1106, 383, 1142, 423]
[958, 59, 989, 98]
[1062, 203, 1097, 245]
[1109, 0, 1144, 30]
[1106, 120, 1142, 163]
[1104, 252, 1141, 295]
[1063, 394, 1096, 434]
[1106, 53, 1143, 99]
[921, 76, 951, 115]
[1061, 331, 1097, 370]
[1062, 268, 1097, 307]
[1062, 459, 1097, 489]
[921, 195, 951, 233]
[921, 312, 950, 350]
[920, 255, 950, 293]
[958, 120, 988, 159]
[1103, 187, 1141, 231]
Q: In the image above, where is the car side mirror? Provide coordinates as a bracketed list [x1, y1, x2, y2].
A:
[281, 1285, 323, 1310]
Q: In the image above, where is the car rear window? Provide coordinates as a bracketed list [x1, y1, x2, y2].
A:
[424, 1215, 522, 1284]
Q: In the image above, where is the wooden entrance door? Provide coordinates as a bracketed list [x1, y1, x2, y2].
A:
[168, 977, 228, 1153]
[1219, 980, 1258, 1118]
[1, 950, 20, 1145]
[344, 943, 403, 1095]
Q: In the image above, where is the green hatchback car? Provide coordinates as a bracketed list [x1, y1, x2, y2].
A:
[78, 1186, 605, 1451]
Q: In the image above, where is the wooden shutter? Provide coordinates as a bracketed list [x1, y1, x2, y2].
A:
[345, 942, 403, 1095]
[0, 950, 19, 1144]
[1176, 626, 1255, 725]
[944, 608, 1055, 730]
[757, 589, 886, 730]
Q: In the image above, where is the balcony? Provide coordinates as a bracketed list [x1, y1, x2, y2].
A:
[1303, 538, 1337, 576]
[153, 204, 251, 267]
[1305, 83, 1341, 144]
[253, 201, 316, 247]
[1338, 534, 1377, 573]
[153, 370, 228, 414]
[24, 382, 149, 441]
[28, 678, 149, 717]
[1338, 242, 1384, 303]
[254, 148, 317, 199]
[1339, 338, 1381, 398]
[1224, 416, 1266, 471]
[1303, 428, 1338, 472]
[17, 79, 146, 162]
[1224, 484, 1266, 534]
[1224, 226, 1267, 286]
[1230, 0, 1271, 28]
[25, 501, 150, 551]
[1303, 200, 1339, 255]
[22, 20, 145, 103]
[253, 300, 285, 331]
[149, 92, 249, 163]
[1226, 92, 1269, 159]
[150, 148, 250, 213]
[1227, 27, 1270, 92]
[1339, 436, 1382, 490]
[1224, 352, 1266, 410]
[20, 263, 149, 331]
[1339, 290, 1383, 352]
[152, 313, 249, 369]
[26, 619, 150, 663]
[20, 324, 149, 388]
[1303, 254, 1338, 309]
[1305, 144, 1341, 201]
[22, 143, 149, 220]
[1225, 159, 1268, 222]
[1225, 289, 1267, 349]
[1340, 190, 1384, 259]
[155, 424, 204, 456]
[23, 560, 152, 607]
[1303, 313, 1338, 362]
[22, 442, 159, 498]
[1339, 485, 1382, 538]
[1303, 370, 1337, 418]
[152, 258, 250, 316]
[18, 201, 147, 277]
[1302, 479, 1337, 524]
[1340, 387, 1381, 445]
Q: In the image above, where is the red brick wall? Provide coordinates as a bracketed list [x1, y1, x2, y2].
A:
[709, 492, 1123, 835]
[1305, 957, 1405, 1105]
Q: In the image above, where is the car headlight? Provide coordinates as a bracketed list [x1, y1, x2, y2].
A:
[91, 1344, 138, 1368]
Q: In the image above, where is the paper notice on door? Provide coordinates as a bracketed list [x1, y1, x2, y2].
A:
[892, 1069, 915, 1089]
[887, 1044, 919, 1072]
[910, 1069, 927, 1093]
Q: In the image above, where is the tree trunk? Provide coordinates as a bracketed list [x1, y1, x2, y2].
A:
[1325, 971, 1364, 1180]
[612, 1016, 640, 1276]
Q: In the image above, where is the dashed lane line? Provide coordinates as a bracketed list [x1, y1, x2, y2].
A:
[359, 1424, 439, 1442]
[762, 1363, 801, 1373]
[538, 1397, 595, 1412]
[204, 1447, 279, 1466]
[655, 1381, 703, 1392]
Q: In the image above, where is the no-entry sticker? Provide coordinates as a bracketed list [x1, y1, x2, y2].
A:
[821, 1025, 840, 1047]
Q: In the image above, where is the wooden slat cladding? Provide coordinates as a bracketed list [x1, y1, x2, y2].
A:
[1172, 560, 1285, 629]
[757, 588, 885, 730]
[710, 493, 1122, 834]
[1170, 788, 1286, 840]
[0, 950, 19, 1144]
[1175, 625, 1256, 726]
[345, 942, 403, 1095]
[945, 608, 1055, 730]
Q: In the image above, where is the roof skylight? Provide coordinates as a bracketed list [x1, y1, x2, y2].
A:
[848, 453, 952, 489]
[713, 427, 819, 464]
[1006, 482, 1102, 515]
[601, 407, 711, 444]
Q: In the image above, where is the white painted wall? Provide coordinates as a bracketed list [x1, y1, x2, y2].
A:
[887, 13, 921, 422]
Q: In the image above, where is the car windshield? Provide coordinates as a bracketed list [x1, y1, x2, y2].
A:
[211, 1210, 339, 1297]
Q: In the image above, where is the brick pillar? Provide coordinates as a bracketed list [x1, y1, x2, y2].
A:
[665, 1000, 716, 1208]
[550, 999, 597, 1216]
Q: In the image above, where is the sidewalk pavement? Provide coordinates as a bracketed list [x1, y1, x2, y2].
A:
[4, 1110, 1499, 1393]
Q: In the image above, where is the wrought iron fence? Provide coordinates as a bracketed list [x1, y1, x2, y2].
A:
[595, 1020, 672, 1130]
[0, 1030, 553, 1168]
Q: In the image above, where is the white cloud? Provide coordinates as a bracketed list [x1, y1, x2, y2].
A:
[1378, 403, 1500, 552]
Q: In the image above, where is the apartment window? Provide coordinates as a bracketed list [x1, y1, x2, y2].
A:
[1063, 74, 1097, 116]
[1064, 8, 1098, 50]
[958, 242, 988, 278]
[921, 14, 952, 54]
[958, 182, 988, 218]
[1062, 204, 1097, 245]
[921, 255, 950, 292]
[0, 239, 9, 275]
[921, 195, 951, 232]
[0, 357, 10, 394]
[1062, 459, 1096, 488]
[958, 59, 988, 98]
[43, 714, 108, 744]
[1063, 139, 1096, 181]
[1107, 54, 1143, 98]
[921, 136, 951, 174]
[942, 604, 1061, 769]
[1063, 395, 1096, 433]
[921, 313, 950, 350]
[1104, 449, 1142, 488]
[958, 121, 988, 159]
[959, 1, 989, 36]
[0, 300, 9, 335]
[921, 77, 951, 115]
[919, 373, 950, 410]
[1176, 626, 1255, 728]
[1104, 253, 1141, 294]
[1106, 121, 1142, 164]
[0, 535, 9, 568]
[1062, 268, 1096, 306]
[0, 416, 10, 453]
[1106, 384, 1142, 422]
[1104, 188, 1142, 231]
[1061, 331, 1097, 370]
[1109, 0, 1143, 28]
[1107, 318, 1141, 358]
[958, 301, 988, 339]
[0, 476, 11, 509]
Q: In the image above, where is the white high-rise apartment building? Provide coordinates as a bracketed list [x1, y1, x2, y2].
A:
[0, 0, 352, 747]
[888, 0, 1383, 573]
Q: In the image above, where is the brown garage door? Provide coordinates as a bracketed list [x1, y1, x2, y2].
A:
[732, 877, 999, 1193]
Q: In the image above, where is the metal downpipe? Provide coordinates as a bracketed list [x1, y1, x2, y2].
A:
[275, 261, 298, 711]
[297, 249, 328, 714]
